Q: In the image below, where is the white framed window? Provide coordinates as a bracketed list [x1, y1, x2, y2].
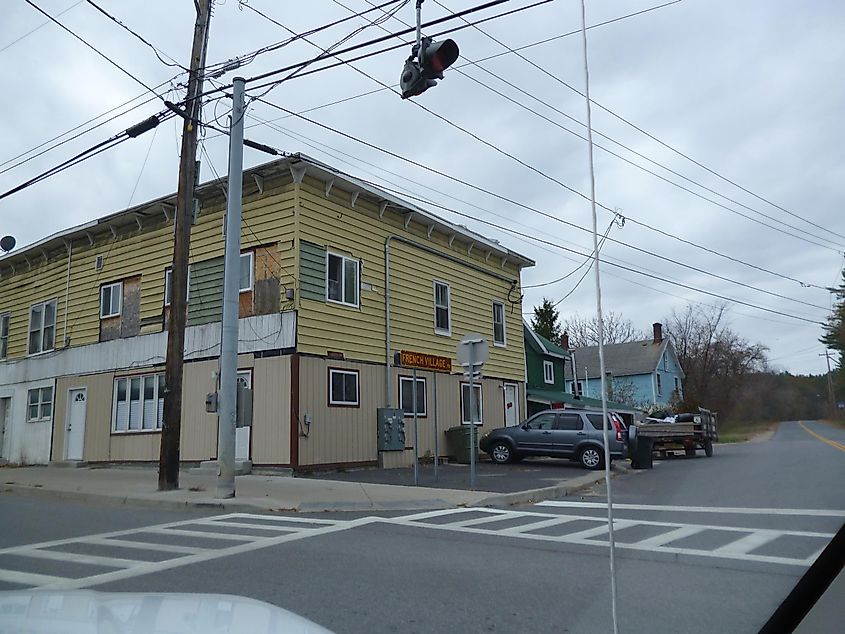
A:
[326, 252, 359, 307]
[663, 353, 669, 371]
[100, 282, 122, 319]
[112, 372, 165, 433]
[28, 299, 56, 355]
[460, 382, 483, 425]
[237, 369, 252, 388]
[164, 267, 191, 306]
[0, 312, 9, 359]
[399, 376, 427, 417]
[543, 360, 554, 384]
[433, 281, 451, 335]
[656, 373, 662, 396]
[27, 386, 53, 422]
[492, 301, 506, 346]
[239, 252, 254, 293]
[328, 368, 359, 406]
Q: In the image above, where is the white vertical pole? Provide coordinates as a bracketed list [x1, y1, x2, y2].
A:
[579, 3, 619, 632]
[216, 77, 245, 499]
[433, 372, 439, 481]
[468, 344, 476, 489]
[413, 368, 419, 485]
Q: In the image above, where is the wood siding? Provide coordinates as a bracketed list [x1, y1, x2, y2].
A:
[0, 175, 296, 362]
[295, 178, 526, 383]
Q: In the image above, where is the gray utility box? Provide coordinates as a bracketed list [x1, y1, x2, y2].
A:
[377, 408, 406, 451]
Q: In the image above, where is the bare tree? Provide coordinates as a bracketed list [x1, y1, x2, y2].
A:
[664, 303, 768, 420]
[564, 312, 647, 348]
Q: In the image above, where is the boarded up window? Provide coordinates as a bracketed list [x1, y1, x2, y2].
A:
[99, 276, 140, 342]
[187, 257, 224, 326]
[299, 241, 326, 301]
[253, 246, 281, 316]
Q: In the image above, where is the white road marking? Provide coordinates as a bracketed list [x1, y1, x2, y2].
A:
[11, 549, 144, 569]
[84, 538, 206, 554]
[499, 516, 582, 534]
[145, 527, 257, 541]
[190, 520, 296, 532]
[713, 530, 781, 556]
[634, 525, 704, 548]
[536, 501, 845, 517]
[0, 569, 65, 587]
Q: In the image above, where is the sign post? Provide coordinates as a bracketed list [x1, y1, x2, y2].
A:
[394, 350, 452, 485]
[457, 334, 489, 490]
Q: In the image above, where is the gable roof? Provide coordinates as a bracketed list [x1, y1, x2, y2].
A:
[565, 338, 684, 380]
[0, 153, 534, 275]
[523, 321, 570, 360]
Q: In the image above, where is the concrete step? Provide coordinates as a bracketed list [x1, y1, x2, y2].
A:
[48, 460, 89, 468]
[190, 460, 252, 476]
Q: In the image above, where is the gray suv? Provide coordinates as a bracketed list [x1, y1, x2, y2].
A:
[478, 409, 628, 470]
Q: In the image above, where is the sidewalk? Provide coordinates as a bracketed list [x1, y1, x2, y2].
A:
[0, 460, 626, 513]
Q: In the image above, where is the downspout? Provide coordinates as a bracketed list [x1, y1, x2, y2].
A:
[570, 352, 578, 397]
[62, 241, 73, 347]
[384, 234, 518, 408]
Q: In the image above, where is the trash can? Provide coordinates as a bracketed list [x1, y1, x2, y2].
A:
[445, 425, 475, 464]
[630, 435, 654, 470]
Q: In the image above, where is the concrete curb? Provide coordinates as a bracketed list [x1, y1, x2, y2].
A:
[476, 462, 631, 508]
[1, 462, 634, 513]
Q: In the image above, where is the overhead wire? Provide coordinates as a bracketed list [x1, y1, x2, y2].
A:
[0, 0, 84, 54]
[430, 0, 844, 246]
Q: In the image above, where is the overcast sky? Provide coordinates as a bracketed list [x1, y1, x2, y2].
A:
[1, 0, 843, 376]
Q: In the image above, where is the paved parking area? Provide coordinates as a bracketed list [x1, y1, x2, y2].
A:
[300, 457, 611, 493]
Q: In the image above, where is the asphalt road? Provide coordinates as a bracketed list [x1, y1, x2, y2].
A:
[0, 420, 842, 633]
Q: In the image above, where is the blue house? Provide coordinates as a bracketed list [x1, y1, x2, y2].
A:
[565, 323, 684, 409]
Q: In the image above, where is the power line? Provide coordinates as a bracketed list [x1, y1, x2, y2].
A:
[431, 0, 844, 245]
[361, 0, 843, 253]
[0, 0, 84, 53]
[84, 0, 186, 69]
[22, 0, 159, 96]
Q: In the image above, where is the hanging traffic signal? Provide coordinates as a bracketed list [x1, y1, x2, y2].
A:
[399, 37, 459, 99]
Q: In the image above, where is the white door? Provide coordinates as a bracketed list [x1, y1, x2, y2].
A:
[0, 397, 10, 460]
[66, 389, 87, 461]
[235, 371, 251, 461]
[504, 383, 519, 427]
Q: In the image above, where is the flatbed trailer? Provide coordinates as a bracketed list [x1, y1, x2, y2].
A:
[628, 408, 718, 468]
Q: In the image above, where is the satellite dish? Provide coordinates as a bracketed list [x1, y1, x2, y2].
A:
[0, 235, 15, 253]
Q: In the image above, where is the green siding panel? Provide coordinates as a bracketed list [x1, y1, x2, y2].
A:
[300, 241, 326, 302]
[187, 256, 224, 326]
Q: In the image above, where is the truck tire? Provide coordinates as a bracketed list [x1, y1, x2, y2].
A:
[704, 439, 714, 458]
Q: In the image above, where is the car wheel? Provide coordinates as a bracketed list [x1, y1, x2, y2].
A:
[490, 442, 514, 464]
[579, 446, 604, 470]
[704, 440, 714, 458]
[685, 447, 696, 457]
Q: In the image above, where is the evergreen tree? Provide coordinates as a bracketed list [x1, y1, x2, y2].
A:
[531, 298, 562, 344]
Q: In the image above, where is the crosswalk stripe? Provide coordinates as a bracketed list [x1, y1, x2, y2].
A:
[10, 549, 144, 569]
[633, 525, 705, 548]
[192, 519, 298, 532]
[536, 501, 845, 517]
[145, 528, 258, 541]
[83, 537, 207, 554]
[500, 516, 582, 534]
[0, 569, 65, 587]
[713, 531, 781, 556]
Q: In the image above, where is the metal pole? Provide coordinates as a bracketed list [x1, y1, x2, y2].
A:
[413, 368, 419, 486]
[580, 2, 618, 632]
[415, 0, 423, 50]
[433, 372, 439, 481]
[821, 351, 836, 418]
[469, 344, 476, 489]
[215, 77, 245, 499]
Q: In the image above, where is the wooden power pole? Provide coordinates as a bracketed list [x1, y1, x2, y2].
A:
[159, 0, 212, 490]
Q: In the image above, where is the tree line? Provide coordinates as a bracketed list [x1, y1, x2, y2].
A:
[530, 287, 842, 424]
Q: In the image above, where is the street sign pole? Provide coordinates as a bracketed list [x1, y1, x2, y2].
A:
[458, 334, 488, 491]
[413, 367, 419, 486]
[433, 373, 439, 482]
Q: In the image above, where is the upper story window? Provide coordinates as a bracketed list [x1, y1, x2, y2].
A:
[239, 251, 254, 293]
[28, 299, 56, 355]
[663, 353, 669, 371]
[328, 368, 359, 406]
[327, 252, 359, 307]
[492, 301, 506, 346]
[100, 282, 122, 319]
[164, 267, 191, 306]
[543, 360, 554, 384]
[434, 281, 451, 335]
[0, 312, 9, 359]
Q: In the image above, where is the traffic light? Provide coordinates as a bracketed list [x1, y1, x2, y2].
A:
[399, 36, 459, 99]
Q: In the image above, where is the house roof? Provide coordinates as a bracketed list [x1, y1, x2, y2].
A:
[526, 386, 641, 414]
[523, 321, 570, 360]
[565, 338, 684, 380]
[0, 153, 535, 275]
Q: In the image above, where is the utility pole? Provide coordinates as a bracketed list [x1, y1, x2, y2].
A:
[216, 77, 246, 499]
[159, 0, 212, 491]
[820, 351, 837, 419]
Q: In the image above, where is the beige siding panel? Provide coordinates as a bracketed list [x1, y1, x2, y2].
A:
[53, 373, 115, 462]
[180, 359, 219, 461]
[110, 432, 160, 462]
[295, 180, 525, 382]
[251, 356, 291, 465]
[297, 356, 382, 466]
